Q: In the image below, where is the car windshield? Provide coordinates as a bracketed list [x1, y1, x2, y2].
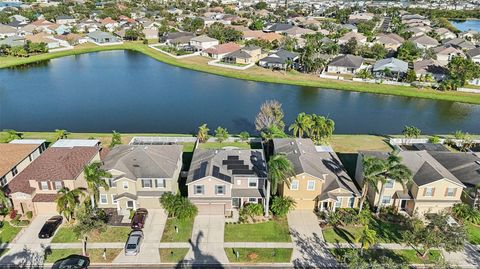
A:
[126, 244, 137, 249]
[60, 259, 86, 268]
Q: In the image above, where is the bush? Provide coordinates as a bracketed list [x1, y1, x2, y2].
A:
[26, 211, 33, 220]
[337, 208, 360, 226]
[129, 209, 136, 220]
[9, 210, 17, 220]
[270, 196, 296, 217]
[452, 203, 480, 224]
[379, 206, 407, 224]
[160, 193, 198, 220]
[240, 203, 263, 223]
[428, 136, 441, 144]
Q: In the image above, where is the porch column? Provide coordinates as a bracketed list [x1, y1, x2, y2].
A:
[320, 202, 324, 212]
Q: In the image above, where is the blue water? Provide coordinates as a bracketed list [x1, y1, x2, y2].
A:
[1, 51, 480, 134]
[0, 2, 21, 8]
[450, 20, 480, 32]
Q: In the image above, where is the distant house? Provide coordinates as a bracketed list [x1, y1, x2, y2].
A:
[25, 34, 62, 49]
[142, 28, 158, 40]
[258, 49, 299, 70]
[326, 54, 364, 75]
[190, 35, 219, 50]
[87, 30, 121, 45]
[466, 48, 480, 64]
[372, 57, 409, 79]
[443, 38, 476, 51]
[201, 42, 241, 59]
[242, 30, 283, 42]
[338, 31, 367, 45]
[435, 28, 456, 40]
[263, 23, 294, 33]
[348, 12, 375, 24]
[56, 15, 76, 25]
[161, 32, 195, 48]
[223, 45, 266, 65]
[0, 35, 25, 47]
[409, 35, 439, 49]
[413, 59, 448, 81]
[432, 45, 465, 66]
[374, 33, 405, 51]
[283, 26, 315, 38]
[0, 23, 17, 38]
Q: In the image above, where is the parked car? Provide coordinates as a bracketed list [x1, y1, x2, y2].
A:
[52, 254, 90, 269]
[125, 230, 144, 256]
[38, 215, 63, 239]
[131, 208, 148, 229]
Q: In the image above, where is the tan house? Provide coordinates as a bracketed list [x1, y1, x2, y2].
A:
[7, 147, 100, 216]
[98, 145, 183, 216]
[355, 151, 466, 216]
[273, 138, 360, 211]
[374, 33, 405, 51]
[186, 148, 267, 216]
[222, 45, 267, 65]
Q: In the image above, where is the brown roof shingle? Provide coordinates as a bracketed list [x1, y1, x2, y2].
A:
[32, 193, 58, 202]
[0, 144, 40, 177]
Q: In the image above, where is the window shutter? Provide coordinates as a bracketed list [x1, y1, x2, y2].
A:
[38, 181, 42, 190]
[431, 188, 435, 196]
[162, 179, 166, 188]
[423, 188, 426, 196]
[141, 180, 145, 188]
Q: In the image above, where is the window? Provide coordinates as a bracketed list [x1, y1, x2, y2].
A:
[155, 179, 165, 188]
[0, 176, 6, 187]
[123, 182, 129, 190]
[248, 197, 257, 203]
[106, 178, 116, 188]
[126, 200, 134, 208]
[335, 198, 342, 208]
[348, 197, 355, 208]
[215, 185, 225, 195]
[54, 181, 62, 190]
[111, 195, 117, 204]
[291, 180, 299, 190]
[194, 185, 204, 195]
[100, 194, 108, 204]
[381, 195, 391, 205]
[446, 188, 456, 197]
[307, 180, 315, 191]
[248, 178, 258, 188]
[384, 179, 395, 189]
[40, 181, 49, 190]
[142, 179, 152, 188]
[12, 166, 18, 176]
[424, 187, 434, 197]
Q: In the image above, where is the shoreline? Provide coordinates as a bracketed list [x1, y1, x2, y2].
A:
[2, 42, 480, 105]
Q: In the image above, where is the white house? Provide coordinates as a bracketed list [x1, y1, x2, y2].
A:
[190, 35, 219, 50]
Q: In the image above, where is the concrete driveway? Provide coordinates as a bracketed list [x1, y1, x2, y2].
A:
[14, 214, 58, 244]
[287, 210, 337, 268]
[113, 209, 167, 264]
[184, 215, 228, 265]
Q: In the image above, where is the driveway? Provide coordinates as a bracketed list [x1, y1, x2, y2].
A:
[288, 210, 337, 268]
[113, 209, 167, 264]
[14, 215, 57, 245]
[184, 215, 228, 266]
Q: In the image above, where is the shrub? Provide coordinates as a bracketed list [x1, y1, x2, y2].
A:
[379, 206, 407, 224]
[240, 203, 263, 223]
[26, 211, 33, 220]
[327, 211, 342, 227]
[337, 208, 359, 226]
[270, 196, 296, 217]
[129, 209, 136, 220]
[9, 210, 17, 220]
[428, 136, 441, 144]
[452, 203, 480, 224]
[160, 193, 198, 219]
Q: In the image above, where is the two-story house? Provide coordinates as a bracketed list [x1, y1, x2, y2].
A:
[7, 147, 100, 216]
[355, 151, 466, 216]
[99, 145, 183, 215]
[186, 149, 267, 216]
[0, 140, 46, 188]
[273, 138, 360, 211]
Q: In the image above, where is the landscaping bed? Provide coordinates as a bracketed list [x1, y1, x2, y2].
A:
[44, 248, 121, 263]
[329, 248, 442, 265]
[159, 248, 189, 263]
[224, 248, 292, 263]
[0, 221, 22, 243]
[161, 218, 194, 242]
[51, 226, 131, 243]
[224, 218, 291, 242]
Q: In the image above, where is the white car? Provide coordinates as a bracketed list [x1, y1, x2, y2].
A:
[124, 230, 143, 256]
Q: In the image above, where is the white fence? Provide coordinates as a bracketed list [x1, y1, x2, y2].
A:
[352, 78, 410, 86]
[320, 74, 345, 80]
[129, 136, 197, 145]
[88, 39, 124, 46]
[458, 87, 480, 94]
[207, 59, 254, 70]
[148, 43, 200, 59]
[48, 46, 74, 53]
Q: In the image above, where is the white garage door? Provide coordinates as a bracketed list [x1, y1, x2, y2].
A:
[197, 203, 225, 215]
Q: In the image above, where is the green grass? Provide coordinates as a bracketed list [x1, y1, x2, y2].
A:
[329, 135, 392, 153]
[329, 248, 442, 264]
[159, 248, 189, 263]
[198, 141, 253, 149]
[161, 218, 194, 242]
[466, 222, 480, 245]
[322, 219, 406, 244]
[44, 248, 121, 263]
[0, 221, 22, 243]
[51, 226, 131, 243]
[224, 218, 291, 242]
[0, 249, 8, 257]
[225, 248, 292, 263]
[2, 41, 480, 105]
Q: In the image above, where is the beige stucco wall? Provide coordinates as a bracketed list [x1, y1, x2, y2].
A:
[411, 179, 462, 201]
[279, 173, 323, 210]
[187, 176, 232, 198]
[34, 202, 57, 215]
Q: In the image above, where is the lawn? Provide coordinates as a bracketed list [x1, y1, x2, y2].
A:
[159, 248, 189, 263]
[329, 135, 392, 153]
[322, 219, 406, 244]
[224, 218, 291, 242]
[225, 248, 292, 263]
[198, 141, 254, 150]
[0, 221, 22, 243]
[466, 222, 480, 245]
[51, 226, 131, 243]
[329, 248, 442, 264]
[161, 218, 194, 242]
[44, 248, 121, 263]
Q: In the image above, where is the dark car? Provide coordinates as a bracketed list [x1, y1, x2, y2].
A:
[38, 215, 63, 239]
[131, 208, 148, 229]
[52, 254, 90, 269]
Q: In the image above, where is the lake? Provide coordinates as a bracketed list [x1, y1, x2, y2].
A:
[450, 19, 480, 32]
[1, 50, 479, 135]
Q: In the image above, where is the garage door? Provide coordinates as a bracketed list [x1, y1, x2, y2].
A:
[295, 199, 316, 210]
[197, 203, 225, 215]
[34, 202, 57, 215]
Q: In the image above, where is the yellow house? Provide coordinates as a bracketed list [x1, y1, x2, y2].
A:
[273, 138, 360, 211]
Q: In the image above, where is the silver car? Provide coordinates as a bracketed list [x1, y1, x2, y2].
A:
[124, 230, 143, 256]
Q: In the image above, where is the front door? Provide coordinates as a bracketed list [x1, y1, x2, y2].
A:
[400, 200, 407, 211]
[232, 198, 240, 208]
[127, 200, 134, 209]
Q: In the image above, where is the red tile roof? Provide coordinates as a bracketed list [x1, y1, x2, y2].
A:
[8, 147, 99, 195]
[32, 193, 58, 202]
[203, 42, 240, 55]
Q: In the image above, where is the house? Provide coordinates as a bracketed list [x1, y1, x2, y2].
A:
[223, 45, 266, 65]
[273, 139, 360, 211]
[432, 45, 465, 66]
[283, 26, 315, 38]
[100, 17, 119, 32]
[25, 34, 62, 49]
[348, 12, 375, 24]
[338, 32, 367, 45]
[0, 35, 25, 47]
[413, 59, 449, 81]
[326, 54, 364, 75]
[443, 38, 476, 51]
[56, 15, 76, 25]
[0, 24, 17, 38]
[355, 151, 466, 216]
[466, 48, 480, 64]
[186, 148, 267, 216]
[201, 42, 241, 59]
[7, 147, 100, 216]
[0, 140, 46, 187]
[263, 23, 294, 33]
[409, 35, 439, 49]
[161, 32, 195, 48]
[190, 35, 219, 50]
[142, 28, 158, 40]
[99, 145, 183, 215]
[374, 33, 405, 51]
[242, 30, 283, 42]
[372, 57, 409, 79]
[435, 28, 456, 40]
[258, 49, 299, 70]
[87, 30, 121, 45]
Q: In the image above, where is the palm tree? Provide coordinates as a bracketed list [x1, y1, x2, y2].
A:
[56, 188, 86, 221]
[196, 124, 209, 143]
[358, 155, 384, 213]
[288, 113, 312, 138]
[3, 129, 23, 142]
[356, 226, 377, 256]
[266, 154, 295, 217]
[55, 129, 70, 140]
[84, 162, 111, 209]
[310, 114, 335, 145]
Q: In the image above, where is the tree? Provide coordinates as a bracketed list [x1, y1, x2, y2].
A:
[309, 114, 335, 144]
[343, 38, 358, 55]
[397, 41, 422, 62]
[402, 125, 421, 142]
[268, 154, 295, 195]
[197, 124, 210, 143]
[452, 203, 480, 224]
[356, 69, 373, 79]
[249, 19, 264, 30]
[110, 130, 121, 148]
[56, 187, 86, 222]
[356, 226, 377, 256]
[73, 205, 107, 256]
[255, 1, 267, 9]
[84, 162, 111, 209]
[182, 17, 205, 33]
[270, 196, 296, 217]
[159, 193, 198, 219]
[288, 112, 313, 138]
[125, 28, 144, 41]
[239, 131, 250, 142]
[254, 100, 285, 132]
[3, 129, 23, 142]
[447, 56, 480, 89]
[405, 69, 418, 83]
[55, 129, 70, 140]
[214, 126, 229, 143]
[358, 156, 384, 213]
[207, 22, 243, 43]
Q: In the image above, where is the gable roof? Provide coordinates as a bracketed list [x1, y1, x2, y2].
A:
[373, 57, 408, 72]
[467, 47, 480, 58]
[328, 54, 364, 68]
[202, 42, 240, 55]
[0, 144, 41, 177]
[410, 35, 439, 46]
[428, 151, 480, 188]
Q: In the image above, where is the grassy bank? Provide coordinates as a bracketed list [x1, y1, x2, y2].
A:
[2, 42, 480, 104]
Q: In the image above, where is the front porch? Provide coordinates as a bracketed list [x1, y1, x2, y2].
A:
[392, 190, 413, 216]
